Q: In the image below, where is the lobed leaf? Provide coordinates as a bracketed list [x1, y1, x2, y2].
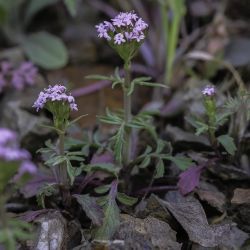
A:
[154, 159, 165, 179]
[217, 134, 237, 155]
[93, 180, 120, 240]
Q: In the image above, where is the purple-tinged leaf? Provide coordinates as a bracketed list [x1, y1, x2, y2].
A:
[20, 171, 56, 198]
[91, 150, 114, 165]
[177, 166, 205, 196]
[73, 194, 104, 226]
[71, 80, 111, 97]
[94, 180, 120, 240]
[18, 209, 55, 222]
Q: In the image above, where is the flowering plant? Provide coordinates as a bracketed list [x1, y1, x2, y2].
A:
[33, 85, 86, 205]
[93, 11, 166, 167]
[80, 11, 193, 240]
[187, 85, 237, 156]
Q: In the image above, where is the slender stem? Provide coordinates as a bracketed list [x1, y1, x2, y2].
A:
[58, 132, 68, 186]
[123, 62, 132, 166]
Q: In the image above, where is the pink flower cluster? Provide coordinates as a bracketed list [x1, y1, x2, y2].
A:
[96, 11, 148, 45]
[202, 85, 215, 96]
[33, 84, 78, 112]
[0, 61, 38, 92]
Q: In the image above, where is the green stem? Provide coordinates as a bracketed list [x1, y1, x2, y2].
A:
[58, 132, 72, 206]
[205, 98, 218, 149]
[123, 62, 132, 166]
[58, 132, 68, 186]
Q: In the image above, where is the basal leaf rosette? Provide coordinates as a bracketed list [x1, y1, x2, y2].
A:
[96, 11, 148, 63]
[33, 84, 78, 130]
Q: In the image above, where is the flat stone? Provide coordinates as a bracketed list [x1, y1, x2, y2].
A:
[114, 214, 182, 250]
[231, 188, 250, 205]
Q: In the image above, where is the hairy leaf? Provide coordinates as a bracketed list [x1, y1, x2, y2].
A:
[66, 160, 82, 185]
[111, 123, 125, 164]
[217, 134, 237, 155]
[164, 156, 193, 170]
[94, 180, 120, 240]
[154, 159, 165, 179]
[94, 185, 111, 194]
[139, 156, 151, 168]
[117, 192, 138, 206]
[83, 163, 119, 176]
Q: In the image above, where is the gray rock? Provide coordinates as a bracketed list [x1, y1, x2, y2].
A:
[34, 211, 67, 250]
[114, 214, 182, 250]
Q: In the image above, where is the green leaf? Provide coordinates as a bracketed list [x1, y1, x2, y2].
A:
[195, 121, 209, 136]
[111, 123, 125, 164]
[0, 162, 19, 192]
[117, 192, 138, 206]
[215, 112, 230, 126]
[90, 163, 118, 176]
[38, 124, 63, 134]
[144, 145, 153, 154]
[217, 134, 237, 155]
[74, 194, 104, 226]
[68, 114, 88, 127]
[66, 160, 82, 185]
[37, 184, 58, 208]
[52, 156, 67, 166]
[25, 0, 59, 25]
[93, 181, 120, 240]
[139, 156, 151, 168]
[156, 139, 166, 154]
[68, 156, 84, 161]
[44, 155, 64, 166]
[21, 31, 68, 69]
[85, 74, 112, 81]
[137, 81, 167, 89]
[94, 184, 111, 194]
[99, 109, 123, 125]
[127, 81, 135, 96]
[63, 0, 77, 17]
[154, 159, 165, 178]
[163, 156, 193, 170]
